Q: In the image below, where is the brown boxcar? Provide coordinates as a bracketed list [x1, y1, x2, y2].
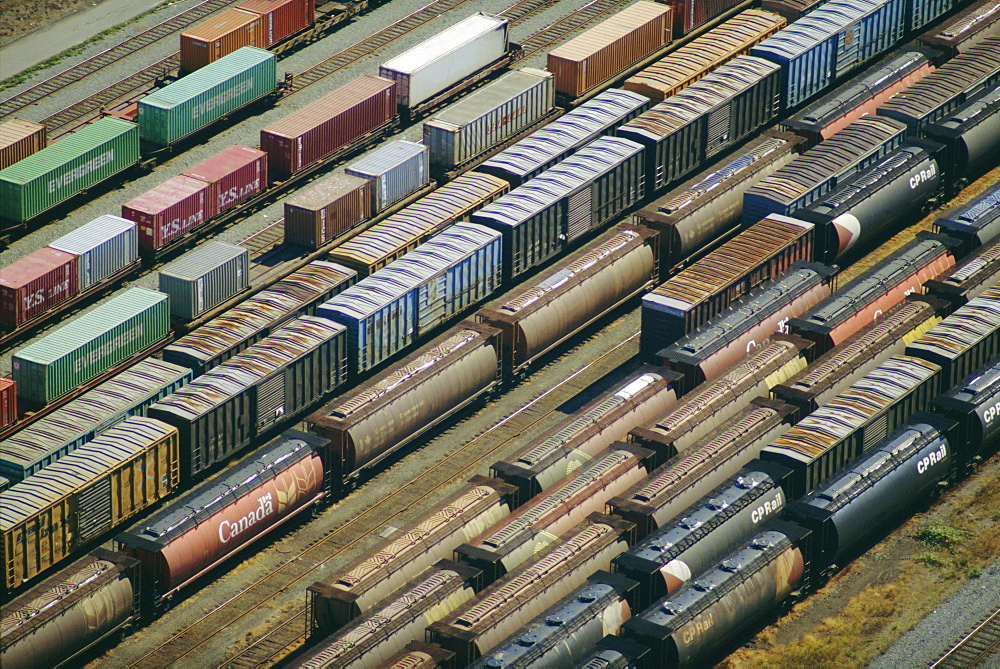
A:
[547, 1, 673, 99]
[0, 379, 15, 428]
[283, 173, 373, 248]
[237, 0, 315, 48]
[180, 8, 266, 72]
[182, 144, 267, 218]
[260, 74, 397, 177]
[122, 174, 212, 251]
[0, 247, 79, 327]
[668, 0, 748, 34]
[0, 119, 46, 170]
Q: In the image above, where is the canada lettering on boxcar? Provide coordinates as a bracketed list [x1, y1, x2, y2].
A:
[218, 492, 274, 543]
[47, 150, 115, 193]
[192, 79, 254, 119]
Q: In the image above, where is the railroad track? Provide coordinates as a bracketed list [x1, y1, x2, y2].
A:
[932, 608, 1000, 669]
[517, 0, 630, 59]
[126, 329, 639, 668]
[0, 0, 237, 122]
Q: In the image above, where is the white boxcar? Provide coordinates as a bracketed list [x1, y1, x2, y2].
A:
[379, 13, 509, 110]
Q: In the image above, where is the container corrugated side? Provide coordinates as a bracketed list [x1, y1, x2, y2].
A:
[11, 288, 170, 405]
[159, 241, 249, 319]
[123, 174, 212, 250]
[48, 215, 138, 290]
[0, 118, 138, 223]
[139, 47, 277, 146]
[0, 248, 79, 327]
[284, 173, 373, 248]
[180, 8, 265, 72]
[0, 119, 46, 170]
[182, 145, 267, 217]
[238, 0, 315, 47]
[345, 140, 429, 212]
[0, 379, 15, 429]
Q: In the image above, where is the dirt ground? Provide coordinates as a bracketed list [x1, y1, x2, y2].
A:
[0, 0, 96, 46]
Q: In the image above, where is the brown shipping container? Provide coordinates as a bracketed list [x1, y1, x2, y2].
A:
[238, 0, 315, 48]
[547, 1, 673, 98]
[123, 175, 212, 251]
[180, 8, 266, 72]
[182, 144, 267, 218]
[0, 378, 16, 428]
[284, 173, 373, 248]
[0, 119, 47, 170]
[0, 247, 79, 327]
[260, 74, 397, 177]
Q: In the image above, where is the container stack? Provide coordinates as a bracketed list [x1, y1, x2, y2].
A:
[159, 241, 249, 320]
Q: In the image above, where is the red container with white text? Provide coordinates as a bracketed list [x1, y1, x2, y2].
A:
[0, 248, 79, 327]
[183, 145, 267, 218]
[123, 175, 212, 251]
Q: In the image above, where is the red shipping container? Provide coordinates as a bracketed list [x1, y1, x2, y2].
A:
[0, 247, 79, 327]
[0, 378, 17, 428]
[123, 175, 212, 250]
[261, 74, 396, 178]
[182, 145, 267, 218]
[237, 0, 315, 48]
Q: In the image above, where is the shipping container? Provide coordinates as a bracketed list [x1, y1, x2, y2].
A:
[283, 173, 372, 248]
[237, 0, 315, 47]
[180, 8, 266, 73]
[0, 380, 15, 429]
[11, 288, 169, 406]
[379, 13, 510, 110]
[47, 215, 138, 290]
[548, 1, 673, 99]
[424, 68, 555, 172]
[0, 119, 46, 170]
[0, 247, 79, 328]
[139, 47, 277, 147]
[345, 140, 429, 212]
[123, 174, 212, 251]
[182, 144, 267, 217]
[0, 118, 138, 224]
[159, 241, 249, 319]
[261, 74, 396, 177]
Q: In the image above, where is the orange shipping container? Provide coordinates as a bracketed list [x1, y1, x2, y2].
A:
[238, 0, 315, 48]
[0, 378, 16, 428]
[180, 8, 266, 73]
[547, 1, 673, 99]
[0, 119, 47, 170]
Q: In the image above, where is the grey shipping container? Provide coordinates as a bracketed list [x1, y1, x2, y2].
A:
[159, 241, 249, 320]
[47, 215, 138, 290]
[424, 68, 555, 172]
[11, 288, 170, 405]
[345, 140, 429, 212]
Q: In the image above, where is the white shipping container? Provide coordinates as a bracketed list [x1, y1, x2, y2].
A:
[379, 13, 509, 109]
[48, 215, 138, 290]
[424, 68, 555, 171]
[159, 241, 249, 320]
[345, 140, 429, 213]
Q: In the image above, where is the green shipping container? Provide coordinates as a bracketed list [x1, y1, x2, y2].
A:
[139, 47, 278, 146]
[0, 118, 139, 223]
[12, 288, 170, 405]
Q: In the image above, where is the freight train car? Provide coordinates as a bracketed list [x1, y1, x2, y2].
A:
[919, 0, 1000, 56]
[932, 182, 1000, 258]
[925, 237, 1000, 308]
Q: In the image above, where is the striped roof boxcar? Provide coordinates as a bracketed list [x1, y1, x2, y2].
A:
[381, 642, 455, 668]
[472, 137, 645, 283]
[237, 0, 315, 48]
[0, 549, 139, 668]
[639, 215, 814, 359]
[12, 288, 169, 407]
[260, 74, 396, 178]
[617, 55, 783, 192]
[877, 38, 1000, 133]
[624, 9, 786, 103]
[635, 131, 806, 267]
[122, 174, 212, 251]
[180, 8, 265, 73]
[0, 247, 79, 328]
[478, 224, 659, 381]
[116, 430, 327, 611]
[783, 48, 936, 147]
[308, 321, 503, 487]
[0, 118, 46, 170]
[427, 513, 635, 666]
[925, 237, 1000, 307]
[905, 282, 1000, 387]
[0, 117, 138, 224]
[925, 84, 1000, 187]
[469, 572, 638, 668]
[932, 179, 1000, 258]
[760, 355, 944, 497]
[148, 315, 347, 482]
[424, 68, 555, 174]
[0, 358, 191, 482]
[658, 262, 836, 393]
[307, 475, 517, 634]
[327, 172, 509, 276]
[283, 173, 373, 249]
[931, 356, 1000, 457]
[182, 144, 267, 218]
[138, 47, 277, 147]
[919, 0, 1000, 56]
[344, 140, 429, 213]
[318, 223, 502, 376]
[749, 0, 907, 109]
[0, 380, 14, 430]
[742, 115, 908, 226]
[546, 1, 673, 100]
[478, 88, 650, 187]
[491, 367, 681, 501]
[611, 398, 798, 539]
[158, 241, 249, 320]
[48, 214, 138, 291]
[0, 416, 179, 593]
